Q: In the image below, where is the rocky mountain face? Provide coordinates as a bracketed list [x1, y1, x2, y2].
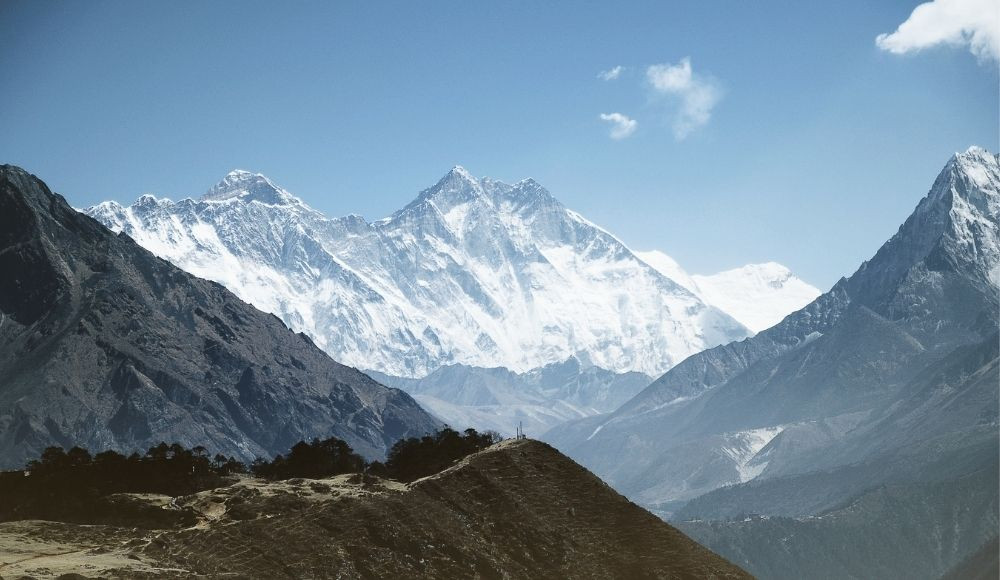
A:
[0, 439, 751, 579]
[545, 147, 1000, 577]
[369, 358, 653, 437]
[85, 167, 816, 383]
[0, 166, 439, 468]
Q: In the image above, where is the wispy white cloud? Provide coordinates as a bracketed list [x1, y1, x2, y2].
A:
[598, 65, 624, 81]
[645, 58, 722, 140]
[876, 0, 999, 62]
[599, 112, 638, 139]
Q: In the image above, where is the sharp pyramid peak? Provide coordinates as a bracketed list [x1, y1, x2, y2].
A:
[917, 146, 1000, 211]
[403, 165, 485, 207]
[432, 165, 482, 192]
[948, 146, 1000, 192]
[849, 149, 1000, 303]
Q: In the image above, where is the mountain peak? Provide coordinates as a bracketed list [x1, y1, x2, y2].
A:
[134, 193, 169, 208]
[436, 165, 481, 190]
[956, 145, 996, 163]
[201, 170, 299, 205]
[449, 164, 474, 179]
[949, 146, 1000, 195]
[510, 176, 549, 195]
[902, 146, 998, 225]
[848, 146, 999, 305]
[920, 146, 999, 227]
[394, 165, 486, 219]
[399, 166, 565, 220]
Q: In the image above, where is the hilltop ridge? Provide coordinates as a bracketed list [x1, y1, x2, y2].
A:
[0, 439, 751, 579]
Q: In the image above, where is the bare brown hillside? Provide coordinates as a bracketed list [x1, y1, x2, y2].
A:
[0, 439, 750, 579]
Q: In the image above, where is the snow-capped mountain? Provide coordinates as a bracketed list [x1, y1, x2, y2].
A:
[86, 167, 808, 379]
[546, 146, 1000, 517]
[635, 252, 820, 332]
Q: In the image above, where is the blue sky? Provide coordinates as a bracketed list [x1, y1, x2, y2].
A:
[1, 1, 996, 289]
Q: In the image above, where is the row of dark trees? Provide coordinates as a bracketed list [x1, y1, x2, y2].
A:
[0, 443, 243, 525]
[375, 427, 503, 482]
[0, 427, 502, 525]
[249, 427, 502, 482]
[250, 437, 365, 480]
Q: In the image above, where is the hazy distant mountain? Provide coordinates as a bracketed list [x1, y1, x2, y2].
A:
[369, 358, 653, 437]
[86, 167, 814, 381]
[0, 166, 439, 468]
[635, 252, 820, 333]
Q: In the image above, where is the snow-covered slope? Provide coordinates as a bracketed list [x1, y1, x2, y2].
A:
[635, 252, 820, 333]
[86, 167, 805, 379]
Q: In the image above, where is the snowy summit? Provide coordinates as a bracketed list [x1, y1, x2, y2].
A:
[86, 167, 818, 378]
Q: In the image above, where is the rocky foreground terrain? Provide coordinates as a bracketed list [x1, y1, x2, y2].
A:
[0, 439, 750, 579]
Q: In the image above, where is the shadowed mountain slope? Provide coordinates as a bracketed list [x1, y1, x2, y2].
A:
[0, 165, 439, 468]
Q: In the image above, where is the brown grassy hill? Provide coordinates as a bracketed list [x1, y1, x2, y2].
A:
[0, 439, 750, 579]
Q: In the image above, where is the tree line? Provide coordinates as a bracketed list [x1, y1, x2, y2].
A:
[0, 427, 503, 525]
[251, 427, 502, 482]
